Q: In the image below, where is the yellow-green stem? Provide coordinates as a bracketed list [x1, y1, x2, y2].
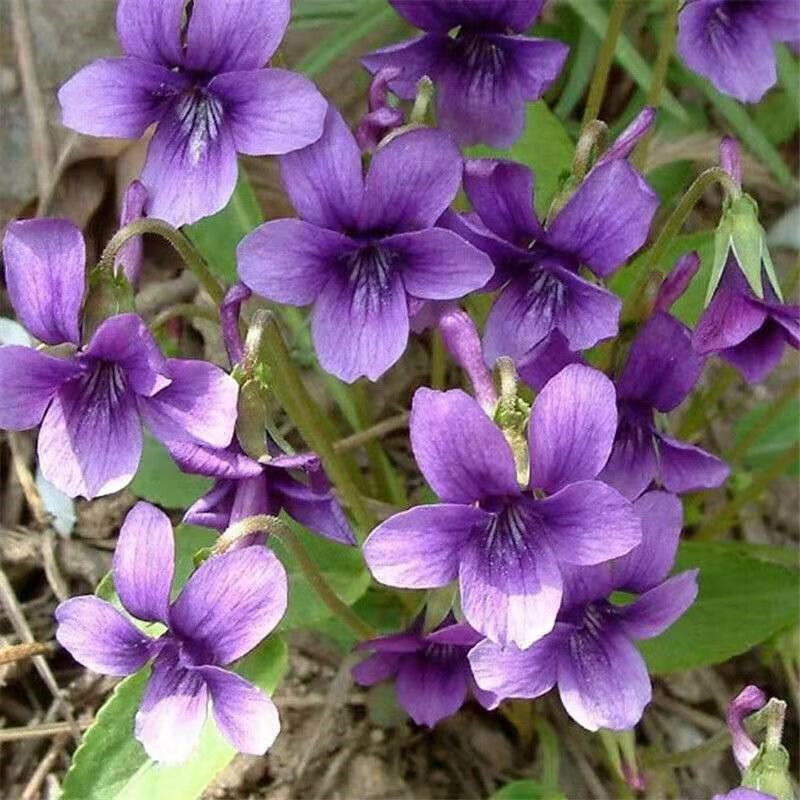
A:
[582, 0, 627, 128]
[148, 303, 220, 332]
[98, 218, 226, 305]
[257, 311, 375, 536]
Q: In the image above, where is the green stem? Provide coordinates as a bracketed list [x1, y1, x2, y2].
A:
[632, 0, 680, 170]
[694, 444, 799, 540]
[333, 412, 409, 454]
[217, 515, 375, 640]
[431, 330, 447, 390]
[582, 0, 626, 128]
[148, 303, 219, 332]
[257, 311, 375, 536]
[98, 218, 226, 305]
[726, 378, 800, 463]
[572, 119, 608, 182]
[621, 166, 741, 323]
[676, 365, 737, 440]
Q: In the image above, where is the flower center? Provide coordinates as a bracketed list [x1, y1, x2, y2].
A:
[340, 244, 397, 310]
[175, 88, 224, 164]
[77, 361, 129, 410]
[455, 31, 507, 89]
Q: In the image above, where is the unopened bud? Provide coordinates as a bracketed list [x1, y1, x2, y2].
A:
[82, 266, 135, 342]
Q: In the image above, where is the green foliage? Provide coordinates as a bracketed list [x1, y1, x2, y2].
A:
[185, 168, 262, 284]
[492, 780, 566, 800]
[60, 637, 288, 800]
[271, 517, 371, 630]
[129, 436, 212, 510]
[734, 397, 800, 477]
[640, 542, 800, 674]
[467, 101, 575, 217]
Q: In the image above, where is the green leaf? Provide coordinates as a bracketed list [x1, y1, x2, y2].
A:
[185, 168, 262, 284]
[753, 90, 799, 147]
[673, 63, 793, 186]
[467, 101, 574, 218]
[734, 397, 800, 477]
[61, 637, 288, 800]
[271, 517, 370, 630]
[492, 779, 566, 800]
[640, 541, 800, 674]
[129, 436, 212, 510]
[563, 0, 689, 124]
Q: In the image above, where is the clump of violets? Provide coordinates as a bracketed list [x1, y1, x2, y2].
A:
[55, 502, 287, 763]
[364, 364, 641, 648]
[362, 0, 568, 147]
[352, 614, 496, 727]
[677, 0, 800, 103]
[0, 219, 238, 499]
[444, 109, 658, 384]
[693, 138, 800, 383]
[237, 107, 494, 382]
[470, 491, 698, 731]
[59, 0, 328, 226]
[600, 253, 729, 500]
[171, 440, 355, 546]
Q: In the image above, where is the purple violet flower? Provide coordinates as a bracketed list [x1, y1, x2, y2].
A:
[55, 502, 287, 763]
[727, 685, 768, 772]
[171, 440, 356, 546]
[713, 791, 777, 800]
[693, 256, 800, 383]
[443, 118, 658, 377]
[362, 0, 568, 147]
[58, 0, 328, 227]
[237, 107, 494, 382]
[469, 491, 698, 731]
[599, 308, 729, 501]
[355, 67, 407, 152]
[677, 0, 800, 103]
[363, 364, 642, 649]
[352, 615, 496, 727]
[115, 180, 148, 287]
[0, 219, 238, 498]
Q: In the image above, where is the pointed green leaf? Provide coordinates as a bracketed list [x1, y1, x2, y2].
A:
[706, 223, 733, 307]
[729, 196, 765, 298]
[761, 239, 784, 302]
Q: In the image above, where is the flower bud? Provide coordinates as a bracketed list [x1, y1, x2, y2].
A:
[727, 685, 767, 771]
[81, 266, 135, 342]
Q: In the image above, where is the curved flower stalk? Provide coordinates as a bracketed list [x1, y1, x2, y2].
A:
[171, 440, 356, 547]
[58, 0, 328, 227]
[363, 364, 641, 649]
[677, 0, 800, 103]
[55, 502, 288, 763]
[443, 111, 658, 386]
[237, 106, 494, 383]
[470, 491, 698, 731]
[0, 219, 239, 499]
[599, 254, 729, 501]
[352, 614, 496, 727]
[362, 0, 568, 147]
[693, 138, 800, 383]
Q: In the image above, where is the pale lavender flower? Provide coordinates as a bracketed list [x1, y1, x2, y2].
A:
[470, 491, 698, 731]
[55, 502, 287, 762]
[237, 107, 494, 382]
[59, 0, 328, 226]
[363, 364, 641, 649]
[352, 615, 496, 727]
[678, 0, 800, 103]
[115, 180, 148, 286]
[362, 0, 568, 147]
[0, 219, 238, 498]
[727, 685, 768, 771]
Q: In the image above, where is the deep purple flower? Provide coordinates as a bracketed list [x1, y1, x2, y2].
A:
[678, 0, 800, 103]
[362, 0, 568, 147]
[363, 364, 641, 648]
[0, 219, 238, 498]
[171, 440, 355, 546]
[355, 67, 407, 152]
[237, 107, 494, 382]
[352, 615, 496, 727]
[470, 491, 698, 731]
[693, 256, 800, 383]
[445, 126, 657, 376]
[55, 502, 287, 762]
[599, 309, 729, 501]
[58, 0, 327, 227]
